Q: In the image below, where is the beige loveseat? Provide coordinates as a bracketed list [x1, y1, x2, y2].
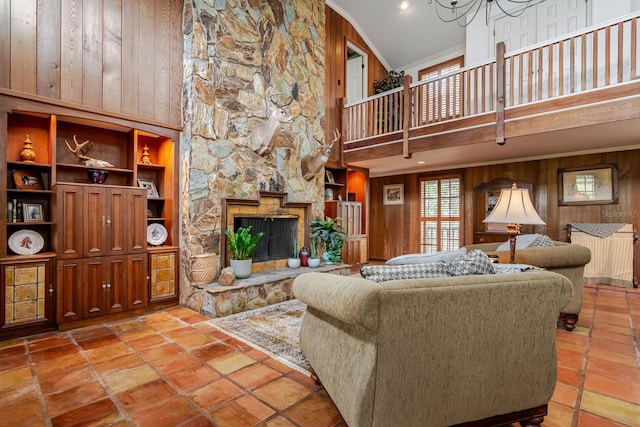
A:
[293, 271, 573, 427]
[465, 241, 591, 331]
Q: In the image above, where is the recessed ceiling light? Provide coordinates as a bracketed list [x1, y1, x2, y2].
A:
[400, 1, 409, 10]
[417, 161, 425, 164]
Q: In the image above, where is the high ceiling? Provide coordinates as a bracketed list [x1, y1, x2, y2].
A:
[326, 0, 466, 70]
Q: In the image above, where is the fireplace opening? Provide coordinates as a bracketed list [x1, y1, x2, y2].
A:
[233, 216, 298, 262]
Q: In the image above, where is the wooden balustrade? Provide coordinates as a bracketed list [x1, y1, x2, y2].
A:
[342, 13, 639, 159]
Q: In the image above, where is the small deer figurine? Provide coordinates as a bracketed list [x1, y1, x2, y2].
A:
[250, 93, 293, 156]
[301, 129, 341, 181]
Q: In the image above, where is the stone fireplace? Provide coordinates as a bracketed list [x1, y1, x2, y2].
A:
[222, 192, 311, 271]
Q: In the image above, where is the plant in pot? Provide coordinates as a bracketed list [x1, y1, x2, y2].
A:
[307, 236, 321, 268]
[225, 226, 264, 279]
[309, 216, 347, 264]
[288, 236, 301, 268]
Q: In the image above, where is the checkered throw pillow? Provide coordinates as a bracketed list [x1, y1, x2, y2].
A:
[528, 234, 555, 248]
[447, 250, 495, 276]
[360, 262, 450, 283]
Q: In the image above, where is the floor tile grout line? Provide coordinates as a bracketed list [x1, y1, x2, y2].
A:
[24, 336, 54, 427]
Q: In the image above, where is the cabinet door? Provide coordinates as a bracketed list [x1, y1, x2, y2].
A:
[84, 187, 106, 257]
[56, 259, 82, 323]
[105, 256, 126, 314]
[149, 248, 178, 303]
[57, 185, 84, 258]
[128, 189, 148, 253]
[105, 188, 127, 256]
[127, 253, 148, 309]
[2, 259, 54, 331]
[84, 258, 107, 317]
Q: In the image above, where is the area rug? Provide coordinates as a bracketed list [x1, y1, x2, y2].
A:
[209, 299, 310, 372]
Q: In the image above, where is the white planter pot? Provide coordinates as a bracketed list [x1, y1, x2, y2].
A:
[288, 258, 301, 268]
[230, 258, 252, 279]
[308, 257, 321, 268]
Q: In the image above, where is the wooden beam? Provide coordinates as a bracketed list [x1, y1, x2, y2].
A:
[403, 74, 412, 158]
[496, 42, 506, 145]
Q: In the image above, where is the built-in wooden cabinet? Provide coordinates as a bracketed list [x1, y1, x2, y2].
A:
[1, 91, 179, 336]
[148, 247, 179, 305]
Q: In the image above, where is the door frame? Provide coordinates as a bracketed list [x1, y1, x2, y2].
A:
[346, 41, 368, 102]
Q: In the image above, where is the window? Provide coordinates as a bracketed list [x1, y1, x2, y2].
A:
[420, 176, 461, 254]
[418, 56, 464, 124]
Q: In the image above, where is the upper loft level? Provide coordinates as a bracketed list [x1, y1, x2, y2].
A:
[340, 13, 640, 176]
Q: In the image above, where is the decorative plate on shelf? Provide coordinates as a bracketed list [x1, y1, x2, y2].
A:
[9, 229, 45, 255]
[147, 223, 168, 246]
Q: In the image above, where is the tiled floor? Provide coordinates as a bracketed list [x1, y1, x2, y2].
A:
[0, 283, 638, 427]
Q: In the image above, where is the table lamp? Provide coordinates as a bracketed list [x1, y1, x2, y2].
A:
[483, 183, 545, 263]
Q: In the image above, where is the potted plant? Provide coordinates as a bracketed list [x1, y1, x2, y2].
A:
[288, 236, 301, 268]
[309, 216, 347, 264]
[308, 236, 321, 268]
[225, 226, 264, 278]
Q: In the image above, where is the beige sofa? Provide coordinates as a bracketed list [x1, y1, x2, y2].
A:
[293, 271, 573, 427]
[465, 241, 591, 331]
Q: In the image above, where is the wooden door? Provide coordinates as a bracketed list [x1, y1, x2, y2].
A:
[148, 248, 178, 303]
[127, 253, 148, 309]
[56, 185, 84, 258]
[84, 187, 106, 257]
[105, 188, 127, 256]
[128, 189, 148, 253]
[105, 256, 126, 314]
[84, 258, 107, 318]
[56, 259, 82, 323]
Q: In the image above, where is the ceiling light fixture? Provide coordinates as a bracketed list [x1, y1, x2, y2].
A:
[400, 1, 410, 10]
[428, 0, 542, 27]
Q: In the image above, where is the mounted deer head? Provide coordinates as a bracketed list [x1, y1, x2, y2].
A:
[250, 93, 294, 156]
[64, 135, 114, 168]
[301, 129, 341, 181]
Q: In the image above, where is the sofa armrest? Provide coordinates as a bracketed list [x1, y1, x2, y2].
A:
[293, 272, 381, 332]
[509, 243, 591, 268]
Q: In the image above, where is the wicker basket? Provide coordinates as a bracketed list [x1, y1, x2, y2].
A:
[189, 253, 218, 285]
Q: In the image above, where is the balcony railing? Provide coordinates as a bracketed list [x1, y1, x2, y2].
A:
[343, 12, 639, 158]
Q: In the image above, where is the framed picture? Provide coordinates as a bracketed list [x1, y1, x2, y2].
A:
[325, 170, 335, 184]
[24, 203, 44, 222]
[13, 170, 43, 190]
[138, 178, 159, 198]
[558, 165, 618, 206]
[383, 184, 404, 205]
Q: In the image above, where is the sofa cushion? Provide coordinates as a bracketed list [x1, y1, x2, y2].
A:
[494, 264, 545, 274]
[385, 248, 467, 265]
[447, 250, 495, 276]
[360, 262, 450, 282]
[496, 234, 555, 251]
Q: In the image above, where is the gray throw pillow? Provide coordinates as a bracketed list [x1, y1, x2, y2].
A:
[385, 248, 467, 265]
[447, 250, 495, 276]
[360, 263, 450, 283]
[496, 234, 554, 251]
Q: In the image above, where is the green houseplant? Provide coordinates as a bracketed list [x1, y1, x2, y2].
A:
[309, 216, 347, 264]
[225, 226, 264, 278]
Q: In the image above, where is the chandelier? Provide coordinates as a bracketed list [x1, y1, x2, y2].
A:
[428, 0, 542, 27]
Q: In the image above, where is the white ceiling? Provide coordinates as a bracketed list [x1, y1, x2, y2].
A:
[326, 0, 466, 70]
[325, 1, 640, 177]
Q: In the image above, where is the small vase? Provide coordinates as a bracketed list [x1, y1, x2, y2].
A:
[322, 252, 334, 265]
[298, 247, 310, 267]
[288, 258, 301, 268]
[20, 135, 36, 163]
[308, 257, 321, 268]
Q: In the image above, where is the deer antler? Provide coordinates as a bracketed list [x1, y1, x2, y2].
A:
[64, 135, 114, 168]
[268, 92, 293, 107]
[329, 129, 341, 145]
[64, 135, 93, 161]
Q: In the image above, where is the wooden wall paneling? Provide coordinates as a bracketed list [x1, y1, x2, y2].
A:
[138, 0, 156, 119]
[36, 0, 62, 99]
[154, 0, 171, 123]
[102, 0, 123, 113]
[10, 0, 37, 93]
[0, 1, 10, 88]
[168, 0, 182, 126]
[61, 0, 84, 104]
[82, 0, 104, 109]
[121, 0, 140, 117]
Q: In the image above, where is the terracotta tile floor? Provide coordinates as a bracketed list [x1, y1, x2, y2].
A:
[1, 283, 639, 427]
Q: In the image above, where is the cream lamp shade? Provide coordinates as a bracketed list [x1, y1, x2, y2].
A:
[483, 183, 545, 263]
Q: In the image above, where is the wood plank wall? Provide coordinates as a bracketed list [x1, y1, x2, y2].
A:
[369, 150, 640, 276]
[0, 0, 183, 127]
[324, 5, 388, 165]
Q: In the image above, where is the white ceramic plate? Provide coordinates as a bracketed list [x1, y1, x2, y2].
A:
[147, 223, 168, 246]
[9, 229, 45, 255]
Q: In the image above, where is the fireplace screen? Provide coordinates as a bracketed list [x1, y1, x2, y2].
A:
[233, 217, 298, 262]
